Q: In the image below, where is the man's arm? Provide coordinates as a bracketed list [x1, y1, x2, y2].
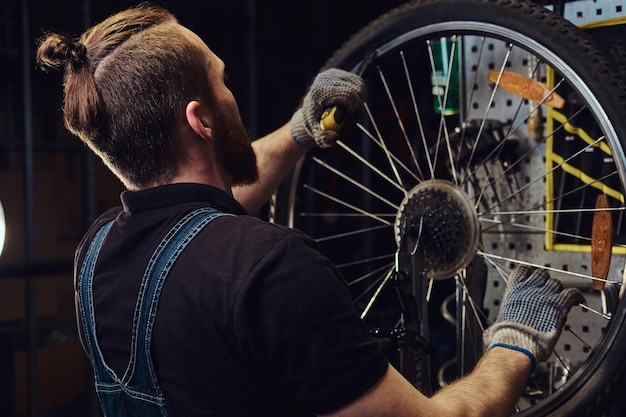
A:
[321, 347, 530, 417]
[323, 266, 583, 417]
[232, 122, 306, 214]
[233, 69, 365, 214]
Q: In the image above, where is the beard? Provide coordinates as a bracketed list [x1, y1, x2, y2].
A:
[212, 110, 259, 187]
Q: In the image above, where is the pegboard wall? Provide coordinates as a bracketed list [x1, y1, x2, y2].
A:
[458, 1, 626, 397]
[557, 0, 626, 25]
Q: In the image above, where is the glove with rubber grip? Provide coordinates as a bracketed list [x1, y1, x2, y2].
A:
[290, 68, 365, 148]
[483, 265, 584, 369]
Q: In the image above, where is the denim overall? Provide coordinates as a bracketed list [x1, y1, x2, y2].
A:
[76, 207, 229, 417]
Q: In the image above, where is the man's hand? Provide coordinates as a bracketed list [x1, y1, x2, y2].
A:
[483, 265, 585, 369]
[290, 68, 365, 148]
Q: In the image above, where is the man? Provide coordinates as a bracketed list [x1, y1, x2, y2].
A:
[36, 3, 583, 416]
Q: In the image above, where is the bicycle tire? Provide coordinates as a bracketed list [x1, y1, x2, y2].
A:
[274, 0, 626, 415]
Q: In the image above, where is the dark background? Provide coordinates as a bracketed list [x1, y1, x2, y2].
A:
[0, 1, 409, 416]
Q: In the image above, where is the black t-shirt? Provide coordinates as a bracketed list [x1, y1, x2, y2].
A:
[74, 183, 388, 416]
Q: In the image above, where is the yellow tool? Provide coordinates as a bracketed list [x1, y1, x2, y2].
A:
[319, 51, 377, 132]
[320, 106, 348, 131]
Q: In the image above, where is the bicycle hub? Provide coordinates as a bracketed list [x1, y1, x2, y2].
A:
[395, 179, 479, 279]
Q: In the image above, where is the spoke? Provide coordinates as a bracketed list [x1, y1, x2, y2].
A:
[425, 39, 443, 170]
[377, 64, 423, 179]
[481, 136, 606, 215]
[353, 274, 386, 306]
[522, 56, 547, 142]
[456, 274, 490, 331]
[552, 350, 575, 378]
[463, 79, 569, 199]
[336, 139, 406, 193]
[335, 253, 395, 269]
[457, 269, 503, 372]
[457, 36, 486, 169]
[480, 170, 621, 237]
[482, 206, 626, 217]
[468, 79, 569, 202]
[299, 212, 396, 218]
[363, 102, 405, 188]
[441, 36, 460, 183]
[483, 257, 509, 285]
[475, 162, 506, 212]
[312, 157, 399, 210]
[347, 262, 396, 287]
[477, 251, 620, 288]
[479, 217, 591, 243]
[481, 255, 512, 284]
[315, 224, 391, 243]
[303, 184, 394, 226]
[501, 56, 541, 140]
[543, 170, 619, 211]
[565, 326, 595, 352]
[579, 303, 612, 320]
[360, 267, 395, 318]
[401, 50, 432, 178]
[459, 277, 469, 373]
[463, 43, 513, 175]
[426, 37, 459, 183]
[356, 123, 421, 182]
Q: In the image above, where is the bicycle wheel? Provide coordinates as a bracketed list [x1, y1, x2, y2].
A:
[273, 0, 626, 415]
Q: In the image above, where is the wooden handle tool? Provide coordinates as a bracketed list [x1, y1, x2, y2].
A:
[488, 70, 566, 109]
[591, 194, 613, 291]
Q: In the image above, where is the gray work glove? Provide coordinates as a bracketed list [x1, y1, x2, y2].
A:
[483, 265, 584, 369]
[290, 68, 365, 148]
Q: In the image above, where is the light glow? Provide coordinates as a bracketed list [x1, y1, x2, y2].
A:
[0, 201, 5, 257]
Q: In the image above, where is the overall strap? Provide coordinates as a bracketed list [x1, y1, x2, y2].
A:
[76, 207, 230, 414]
[123, 207, 230, 392]
[77, 219, 115, 382]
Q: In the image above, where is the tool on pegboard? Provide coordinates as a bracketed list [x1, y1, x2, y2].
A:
[591, 194, 613, 291]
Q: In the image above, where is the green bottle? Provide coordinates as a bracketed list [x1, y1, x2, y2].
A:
[430, 36, 461, 115]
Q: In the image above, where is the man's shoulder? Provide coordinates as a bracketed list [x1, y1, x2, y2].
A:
[213, 213, 308, 241]
[192, 213, 321, 269]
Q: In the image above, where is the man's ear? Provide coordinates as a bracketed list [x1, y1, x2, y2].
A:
[185, 101, 213, 141]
